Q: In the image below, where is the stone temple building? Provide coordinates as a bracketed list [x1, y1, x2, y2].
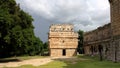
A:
[48, 24, 78, 57]
[84, 0, 120, 62]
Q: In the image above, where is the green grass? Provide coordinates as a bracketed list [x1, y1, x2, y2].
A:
[3, 55, 120, 68]
[66, 55, 120, 68]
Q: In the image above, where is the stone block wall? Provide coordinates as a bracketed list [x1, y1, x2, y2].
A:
[83, 23, 114, 60]
[49, 24, 78, 57]
[83, 0, 120, 62]
[50, 49, 77, 57]
[109, 0, 120, 62]
[110, 0, 120, 36]
[50, 49, 62, 57]
[66, 49, 77, 56]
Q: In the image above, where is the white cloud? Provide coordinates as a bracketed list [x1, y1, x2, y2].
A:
[16, 0, 110, 42]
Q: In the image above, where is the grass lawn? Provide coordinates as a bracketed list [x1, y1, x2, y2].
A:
[66, 55, 120, 68]
[3, 55, 120, 68]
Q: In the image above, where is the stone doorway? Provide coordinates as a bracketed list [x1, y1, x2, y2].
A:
[62, 49, 66, 56]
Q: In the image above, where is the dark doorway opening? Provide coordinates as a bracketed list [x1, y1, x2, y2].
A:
[98, 45, 103, 61]
[62, 49, 66, 56]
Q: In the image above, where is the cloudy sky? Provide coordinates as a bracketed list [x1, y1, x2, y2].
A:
[16, 0, 110, 42]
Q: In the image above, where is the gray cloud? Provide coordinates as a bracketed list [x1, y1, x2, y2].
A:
[16, 0, 110, 42]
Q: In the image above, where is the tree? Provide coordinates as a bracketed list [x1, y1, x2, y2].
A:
[0, 0, 44, 57]
[43, 42, 48, 51]
[77, 30, 84, 54]
[43, 42, 49, 56]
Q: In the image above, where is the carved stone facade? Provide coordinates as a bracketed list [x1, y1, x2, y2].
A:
[84, 0, 120, 62]
[48, 24, 78, 57]
[84, 23, 112, 59]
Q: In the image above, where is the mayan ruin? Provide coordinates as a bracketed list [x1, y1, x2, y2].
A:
[1, 0, 120, 68]
[84, 0, 120, 62]
[48, 24, 78, 57]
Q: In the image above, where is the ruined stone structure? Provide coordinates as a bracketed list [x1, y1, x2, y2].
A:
[84, 0, 120, 61]
[109, 0, 120, 62]
[84, 23, 112, 59]
[48, 24, 78, 57]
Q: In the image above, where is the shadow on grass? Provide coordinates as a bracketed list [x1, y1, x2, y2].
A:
[52, 57, 78, 64]
[51, 56, 88, 68]
[0, 58, 21, 63]
[51, 55, 120, 68]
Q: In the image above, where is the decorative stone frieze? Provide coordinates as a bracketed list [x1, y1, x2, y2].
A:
[49, 24, 78, 57]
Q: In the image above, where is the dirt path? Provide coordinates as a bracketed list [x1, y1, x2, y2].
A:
[0, 56, 83, 68]
[0, 57, 53, 68]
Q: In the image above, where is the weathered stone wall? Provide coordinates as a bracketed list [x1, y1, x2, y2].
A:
[110, 0, 120, 62]
[66, 49, 77, 56]
[49, 24, 78, 57]
[49, 38, 78, 48]
[84, 23, 111, 43]
[110, 0, 120, 36]
[84, 0, 120, 62]
[50, 49, 77, 57]
[84, 45, 91, 55]
[50, 49, 62, 56]
[84, 23, 112, 60]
